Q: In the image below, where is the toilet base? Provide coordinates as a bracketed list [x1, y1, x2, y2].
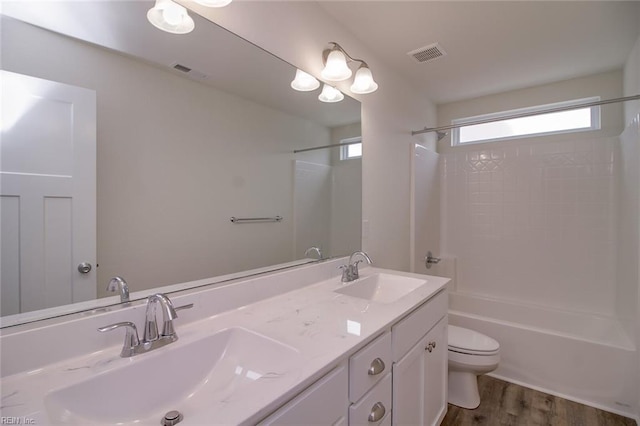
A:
[448, 370, 480, 409]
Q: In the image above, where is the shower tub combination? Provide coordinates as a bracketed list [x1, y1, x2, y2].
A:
[448, 291, 637, 419]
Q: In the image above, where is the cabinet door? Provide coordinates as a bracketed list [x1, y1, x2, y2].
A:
[259, 364, 348, 425]
[392, 333, 427, 426]
[392, 317, 447, 426]
[424, 317, 448, 426]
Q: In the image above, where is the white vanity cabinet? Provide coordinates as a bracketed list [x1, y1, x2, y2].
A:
[392, 290, 448, 426]
[261, 289, 448, 426]
[259, 364, 349, 425]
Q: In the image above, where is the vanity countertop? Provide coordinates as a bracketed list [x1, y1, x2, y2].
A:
[0, 266, 448, 425]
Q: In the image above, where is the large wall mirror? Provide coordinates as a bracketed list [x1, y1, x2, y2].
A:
[0, 2, 362, 327]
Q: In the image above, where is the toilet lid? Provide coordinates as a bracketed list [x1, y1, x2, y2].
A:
[448, 325, 499, 353]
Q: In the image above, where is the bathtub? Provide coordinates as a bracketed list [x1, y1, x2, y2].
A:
[448, 291, 638, 419]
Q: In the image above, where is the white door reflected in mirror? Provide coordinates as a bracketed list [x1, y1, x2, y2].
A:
[0, 70, 97, 316]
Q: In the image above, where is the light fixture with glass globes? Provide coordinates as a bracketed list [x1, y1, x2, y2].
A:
[147, 0, 195, 34]
[321, 42, 379, 95]
[147, 0, 232, 34]
[290, 69, 320, 92]
[318, 84, 345, 103]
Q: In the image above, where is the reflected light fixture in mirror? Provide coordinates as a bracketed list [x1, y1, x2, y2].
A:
[147, 0, 195, 34]
[318, 84, 344, 103]
[321, 42, 378, 94]
[291, 69, 320, 92]
[148, 0, 232, 33]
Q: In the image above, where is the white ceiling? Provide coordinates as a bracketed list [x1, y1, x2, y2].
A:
[318, 1, 640, 104]
[5, 1, 639, 111]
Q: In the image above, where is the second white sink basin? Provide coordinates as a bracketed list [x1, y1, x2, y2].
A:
[335, 273, 426, 304]
[44, 327, 301, 424]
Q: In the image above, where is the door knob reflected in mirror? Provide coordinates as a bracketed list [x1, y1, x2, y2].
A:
[77, 262, 92, 274]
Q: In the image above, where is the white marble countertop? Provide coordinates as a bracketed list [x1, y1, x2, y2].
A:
[0, 266, 448, 425]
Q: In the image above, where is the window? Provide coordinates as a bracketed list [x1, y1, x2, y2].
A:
[451, 97, 601, 146]
[340, 136, 362, 160]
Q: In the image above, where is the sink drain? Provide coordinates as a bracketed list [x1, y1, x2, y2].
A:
[161, 410, 183, 426]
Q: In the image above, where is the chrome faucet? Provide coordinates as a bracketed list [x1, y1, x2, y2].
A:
[304, 246, 323, 259]
[341, 251, 373, 282]
[106, 276, 130, 303]
[98, 293, 193, 357]
[144, 293, 178, 343]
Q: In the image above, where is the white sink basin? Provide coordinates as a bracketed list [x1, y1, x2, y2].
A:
[335, 273, 426, 304]
[44, 327, 301, 424]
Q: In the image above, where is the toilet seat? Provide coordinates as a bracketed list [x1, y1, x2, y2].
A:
[449, 347, 499, 356]
[448, 348, 500, 368]
[448, 325, 499, 355]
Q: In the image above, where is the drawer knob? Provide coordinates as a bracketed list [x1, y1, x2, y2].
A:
[368, 402, 386, 422]
[367, 357, 386, 376]
[425, 341, 436, 353]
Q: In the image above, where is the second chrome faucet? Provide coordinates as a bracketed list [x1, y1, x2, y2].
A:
[98, 293, 193, 357]
[341, 251, 373, 283]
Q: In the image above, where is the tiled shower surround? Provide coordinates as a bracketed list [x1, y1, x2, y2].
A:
[441, 137, 618, 316]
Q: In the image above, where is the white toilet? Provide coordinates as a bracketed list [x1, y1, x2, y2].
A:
[447, 325, 500, 409]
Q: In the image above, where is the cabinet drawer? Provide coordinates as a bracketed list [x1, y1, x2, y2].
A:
[392, 290, 447, 362]
[349, 373, 392, 426]
[349, 331, 392, 402]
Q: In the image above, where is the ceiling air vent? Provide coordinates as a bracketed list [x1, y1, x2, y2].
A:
[170, 62, 209, 80]
[407, 43, 446, 64]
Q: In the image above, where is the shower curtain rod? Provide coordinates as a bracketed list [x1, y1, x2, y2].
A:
[411, 94, 640, 136]
[293, 139, 361, 154]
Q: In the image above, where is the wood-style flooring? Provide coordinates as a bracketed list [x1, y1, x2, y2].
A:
[441, 376, 637, 426]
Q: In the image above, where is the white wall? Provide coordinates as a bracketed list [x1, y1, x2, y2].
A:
[623, 27, 640, 421]
[2, 18, 333, 296]
[438, 71, 624, 316]
[617, 115, 639, 340]
[618, 113, 640, 420]
[183, 1, 437, 271]
[330, 123, 362, 257]
[293, 161, 332, 258]
[410, 145, 441, 275]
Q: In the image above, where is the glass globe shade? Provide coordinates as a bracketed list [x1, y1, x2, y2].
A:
[350, 65, 379, 94]
[318, 84, 344, 103]
[147, 0, 195, 34]
[291, 69, 320, 92]
[321, 50, 352, 82]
